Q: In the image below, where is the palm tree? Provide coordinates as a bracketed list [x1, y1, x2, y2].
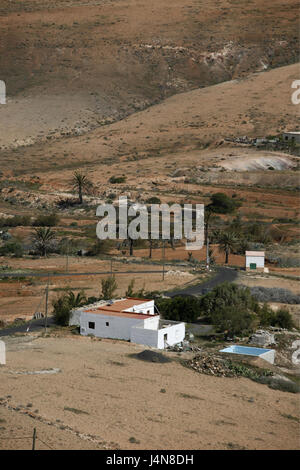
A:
[32, 227, 56, 257]
[66, 290, 87, 308]
[217, 231, 238, 264]
[71, 171, 92, 204]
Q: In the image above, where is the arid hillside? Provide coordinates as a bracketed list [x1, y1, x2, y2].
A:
[0, 0, 299, 149]
[1, 63, 298, 177]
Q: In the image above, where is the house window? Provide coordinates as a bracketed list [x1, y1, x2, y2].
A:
[106, 322, 109, 327]
[88, 322, 95, 329]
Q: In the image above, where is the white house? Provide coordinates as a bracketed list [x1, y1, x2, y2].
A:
[245, 251, 265, 271]
[69, 297, 185, 350]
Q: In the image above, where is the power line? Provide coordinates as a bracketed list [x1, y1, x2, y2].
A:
[0, 269, 165, 278]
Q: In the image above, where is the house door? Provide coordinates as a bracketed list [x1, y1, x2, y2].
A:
[250, 263, 257, 270]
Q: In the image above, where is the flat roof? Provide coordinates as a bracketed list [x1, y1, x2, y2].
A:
[245, 251, 265, 256]
[83, 297, 157, 320]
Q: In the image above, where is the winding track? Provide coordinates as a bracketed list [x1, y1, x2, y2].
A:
[165, 267, 238, 297]
[0, 267, 237, 336]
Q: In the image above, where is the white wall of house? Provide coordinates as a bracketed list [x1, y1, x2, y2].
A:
[80, 312, 145, 340]
[156, 323, 185, 349]
[69, 307, 83, 326]
[246, 255, 265, 269]
[143, 315, 160, 329]
[131, 319, 185, 349]
[130, 325, 160, 348]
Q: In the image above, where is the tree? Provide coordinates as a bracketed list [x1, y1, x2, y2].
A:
[212, 305, 256, 338]
[101, 276, 117, 300]
[71, 171, 92, 204]
[66, 290, 87, 309]
[52, 289, 87, 326]
[52, 295, 71, 326]
[32, 227, 56, 256]
[199, 283, 258, 337]
[205, 193, 241, 253]
[199, 282, 259, 318]
[156, 296, 200, 322]
[217, 230, 238, 264]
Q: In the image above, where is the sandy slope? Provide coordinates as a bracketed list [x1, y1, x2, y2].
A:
[0, 335, 299, 450]
[0, 0, 298, 151]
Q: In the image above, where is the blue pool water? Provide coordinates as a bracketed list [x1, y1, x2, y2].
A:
[220, 345, 272, 356]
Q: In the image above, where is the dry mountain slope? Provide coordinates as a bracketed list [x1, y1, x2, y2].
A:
[3, 62, 298, 178]
[0, 0, 299, 150]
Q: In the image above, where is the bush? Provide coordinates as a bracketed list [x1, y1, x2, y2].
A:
[101, 276, 117, 300]
[257, 304, 294, 329]
[0, 240, 23, 257]
[199, 283, 259, 317]
[52, 290, 87, 326]
[212, 305, 256, 337]
[156, 296, 200, 322]
[199, 283, 259, 337]
[146, 196, 161, 204]
[52, 295, 71, 326]
[257, 303, 277, 326]
[275, 309, 294, 329]
[109, 176, 126, 184]
[32, 213, 59, 227]
[87, 239, 114, 256]
[126, 279, 135, 297]
[0, 215, 31, 228]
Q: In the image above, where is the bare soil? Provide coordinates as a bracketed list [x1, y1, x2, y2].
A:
[0, 334, 299, 450]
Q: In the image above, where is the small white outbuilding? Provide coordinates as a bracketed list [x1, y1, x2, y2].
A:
[0, 340, 6, 365]
[245, 251, 265, 272]
[70, 297, 185, 350]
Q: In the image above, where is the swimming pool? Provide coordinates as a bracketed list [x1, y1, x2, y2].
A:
[220, 345, 275, 364]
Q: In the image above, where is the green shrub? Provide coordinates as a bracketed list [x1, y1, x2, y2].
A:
[199, 283, 259, 317]
[0, 215, 31, 228]
[0, 241, 23, 257]
[52, 295, 71, 326]
[156, 296, 200, 322]
[211, 305, 256, 337]
[275, 309, 294, 329]
[52, 290, 87, 326]
[257, 304, 294, 329]
[257, 303, 277, 326]
[101, 276, 117, 300]
[109, 176, 126, 184]
[199, 283, 259, 337]
[32, 213, 59, 227]
[146, 196, 161, 204]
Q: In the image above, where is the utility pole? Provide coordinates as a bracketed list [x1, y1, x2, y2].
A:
[206, 237, 210, 271]
[162, 241, 165, 281]
[66, 239, 69, 273]
[45, 274, 49, 333]
[110, 258, 113, 276]
[32, 428, 36, 451]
